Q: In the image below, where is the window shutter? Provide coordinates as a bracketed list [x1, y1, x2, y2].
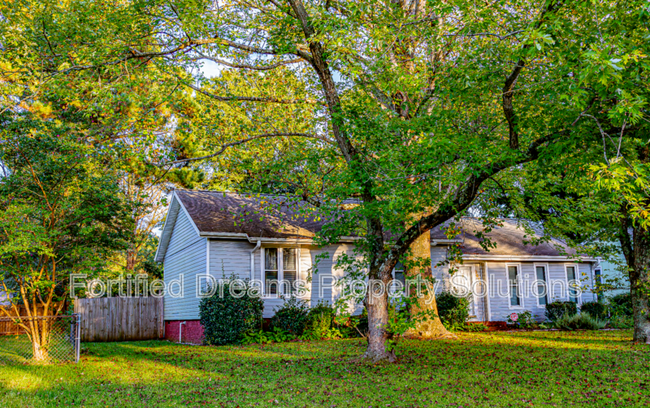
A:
[297, 248, 301, 280]
[261, 247, 265, 295]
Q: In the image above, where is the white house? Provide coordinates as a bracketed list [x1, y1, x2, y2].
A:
[155, 190, 598, 342]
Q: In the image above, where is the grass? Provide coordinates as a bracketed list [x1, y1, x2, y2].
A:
[0, 334, 77, 365]
[0, 330, 648, 407]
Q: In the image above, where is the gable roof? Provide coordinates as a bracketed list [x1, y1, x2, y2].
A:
[175, 190, 324, 240]
[430, 218, 578, 258]
[155, 190, 592, 262]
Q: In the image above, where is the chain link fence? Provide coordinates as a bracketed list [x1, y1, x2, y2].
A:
[0, 314, 80, 364]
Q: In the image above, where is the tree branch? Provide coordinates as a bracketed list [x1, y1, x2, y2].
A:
[286, 0, 358, 163]
[193, 54, 304, 71]
[184, 82, 316, 105]
[161, 132, 335, 166]
[501, 1, 564, 150]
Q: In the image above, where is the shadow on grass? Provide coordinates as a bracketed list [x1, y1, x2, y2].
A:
[0, 334, 32, 364]
[1, 331, 648, 407]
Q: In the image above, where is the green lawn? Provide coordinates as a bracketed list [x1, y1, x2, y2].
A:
[0, 330, 648, 407]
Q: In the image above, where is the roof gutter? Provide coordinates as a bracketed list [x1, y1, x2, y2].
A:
[462, 255, 598, 262]
[431, 239, 464, 245]
[197, 232, 358, 244]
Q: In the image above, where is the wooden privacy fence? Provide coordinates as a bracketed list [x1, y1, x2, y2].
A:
[74, 297, 164, 342]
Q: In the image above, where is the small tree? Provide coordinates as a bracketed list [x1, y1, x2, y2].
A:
[0, 124, 133, 361]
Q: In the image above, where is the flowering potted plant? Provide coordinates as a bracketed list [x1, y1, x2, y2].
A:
[506, 311, 538, 329]
[507, 312, 519, 326]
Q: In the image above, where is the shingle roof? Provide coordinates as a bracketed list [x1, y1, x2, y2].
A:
[175, 190, 325, 239]
[430, 218, 577, 257]
[174, 190, 578, 257]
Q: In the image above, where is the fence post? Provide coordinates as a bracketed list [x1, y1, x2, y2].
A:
[74, 313, 81, 363]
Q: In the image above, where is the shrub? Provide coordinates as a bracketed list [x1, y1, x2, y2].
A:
[199, 279, 264, 345]
[457, 323, 489, 332]
[353, 309, 369, 338]
[609, 293, 633, 317]
[580, 301, 607, 320]
[545, 301, 578, 322]
[242, 327, 292, 345]
[271, 296, 310, 336]
[554, 312, 607, 331]
[608, 314, 634, 329]
[304, 301, 335, 338]
[506, 311, 539, 329]
[436, 291, 470, 331]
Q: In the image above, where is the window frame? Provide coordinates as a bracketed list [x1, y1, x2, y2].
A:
[594, 267, 602, 301]
[391, 262, 406, 294]
[506, 263, 524, 309]
[261, 247, 301, 297]
[533, 263, 550, 307]
[564, 263, 581, 305]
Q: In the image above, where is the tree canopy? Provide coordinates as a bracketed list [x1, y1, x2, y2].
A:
[2, 0, 649, 354]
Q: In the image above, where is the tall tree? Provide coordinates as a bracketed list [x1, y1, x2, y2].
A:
[485, 1, 650, 343]
[3, 0, 643, 359]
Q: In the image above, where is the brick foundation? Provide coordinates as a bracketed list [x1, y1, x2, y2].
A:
[165, 320, 204, 344]
[483, 321, 508, 331]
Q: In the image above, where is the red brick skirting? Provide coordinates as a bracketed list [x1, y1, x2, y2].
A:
[165, 320, 204, 344]
[466, 321, 509, 331]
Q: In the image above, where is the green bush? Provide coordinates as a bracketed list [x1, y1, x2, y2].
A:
[456, 323, 489, 332]
[353, 309, 369, 337]
[609, 293, 633, 317]
[436, 291, 470, 331]
[506, 311, 539, 329]
[304, 301, 335, 338]
[580, 301, 607, 320]
[199, 279, 264, 345]
[554, 312, 607, 331]
[271, 296, 310, 335]
[608, 314, 634, 329]
[545, 301, 578, 322]
[242, 327, 293, 345]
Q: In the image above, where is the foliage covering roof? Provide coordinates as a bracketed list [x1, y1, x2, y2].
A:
[174, 190, 580, 258]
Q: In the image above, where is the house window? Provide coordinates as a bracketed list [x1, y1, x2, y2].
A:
[283, 248, 297, 293]
[394, 262, 406, 286]
[392, 262, 406, 294]
[595, 269, 602, 286]
[535, 265, 548, 305]
[566, 265, 579, 303]
[508, 265, 521, 307]
[263, 248, 299, 296]
[264, 248, 279, 295]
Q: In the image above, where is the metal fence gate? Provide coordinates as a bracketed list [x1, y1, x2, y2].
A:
[0, 314, 80, 364]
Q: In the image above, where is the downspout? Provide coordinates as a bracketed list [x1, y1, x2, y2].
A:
[179, 321, 186, 343]
[250, 240, 261, 280]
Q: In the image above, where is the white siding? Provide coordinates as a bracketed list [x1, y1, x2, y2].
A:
[209, 240, 254, 280]
[163, 210, 206, 320]
[481, 261, 597, 322]
[165, 227, 597, 322]
[579, 263, 597, 304]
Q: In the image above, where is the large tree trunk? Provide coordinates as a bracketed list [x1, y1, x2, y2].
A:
[631, 224, 650, 344]
[404, 230, 455, 339]
[364, 278, 395, 362]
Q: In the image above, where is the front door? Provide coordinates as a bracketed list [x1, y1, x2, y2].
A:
[451, 266, 484, 321]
